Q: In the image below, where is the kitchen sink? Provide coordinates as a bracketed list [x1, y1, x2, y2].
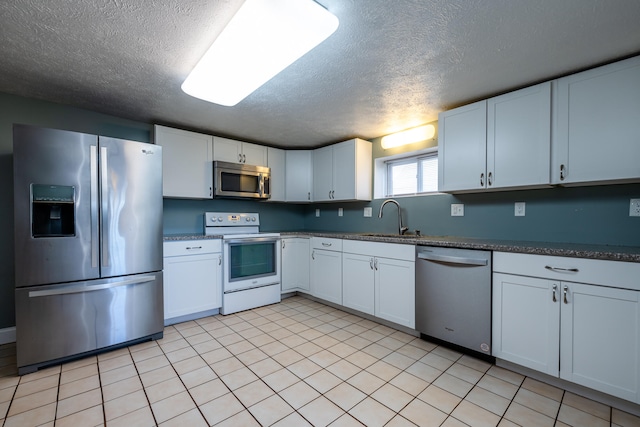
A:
[358, 233, 419, 239]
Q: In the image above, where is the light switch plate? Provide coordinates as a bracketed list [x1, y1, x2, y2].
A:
[515, 202, 526, 217]
[631, 199, 640, 217]
[315, 209, 320, 217]
[364, 207, 372, 217]
[338, 208, 343, 217]
[451, 204, 464, 217]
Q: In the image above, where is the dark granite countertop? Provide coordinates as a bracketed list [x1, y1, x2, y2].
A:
[280, 231, 640, 263]
[163, 234, 222, 241]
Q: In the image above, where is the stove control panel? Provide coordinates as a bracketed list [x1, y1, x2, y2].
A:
[205, 212, 260, 227]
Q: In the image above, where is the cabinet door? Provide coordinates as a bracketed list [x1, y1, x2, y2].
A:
[267, 147, 286, 202]
[487, 82, 551, 189]
[285, 150, 313, 202]
[154, 125, 213, 199]
[242, 142, 268, 166]
[213, 136, 242, 163]
[553, 56, 640, 185]
[163, 252, 222, 320]
[332, 141, 356, 201]
[281, 238, 310, 293]
[492, 273, 560, 376]
[310, 249, 342, 305]
[375, 257, 415, 329]
[313, 145, 333, 201]
[342, 253, 375, 315]
[560, 283, 640, 403]
[438, 101, 488, 192]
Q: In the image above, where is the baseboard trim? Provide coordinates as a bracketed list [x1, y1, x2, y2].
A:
[0, 327, 16, 345]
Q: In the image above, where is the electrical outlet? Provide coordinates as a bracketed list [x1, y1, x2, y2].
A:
[315, 209, 320, 217]
[363, 207, 372, 217]
[630, 199, 640, 217]
[338, 208, 343, 217]
[451, 204, 464, 217]
[515, 202, 526, 217]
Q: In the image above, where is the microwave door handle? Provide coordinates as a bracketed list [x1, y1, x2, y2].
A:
[259, 173, 265, 197]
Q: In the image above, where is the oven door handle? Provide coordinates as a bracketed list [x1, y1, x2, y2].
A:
[224, 237, 280, 244]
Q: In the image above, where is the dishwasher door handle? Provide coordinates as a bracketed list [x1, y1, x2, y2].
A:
[417, 252, 488, 266]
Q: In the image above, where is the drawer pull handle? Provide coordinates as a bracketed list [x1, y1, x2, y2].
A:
[322, 242, 332, 247]
[186, 246, 203, 250]
[545, 266, 578, 273]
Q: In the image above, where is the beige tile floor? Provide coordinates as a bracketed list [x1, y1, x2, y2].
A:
[1, 295, 639, 427]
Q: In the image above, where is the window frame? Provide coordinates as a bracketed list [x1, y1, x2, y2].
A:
[374, 147, 440, 199]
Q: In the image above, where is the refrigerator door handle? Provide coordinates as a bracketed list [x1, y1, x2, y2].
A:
[90, 145, 99, 268]
[100, 146, 109, 267]
[28, 275, 157, 298]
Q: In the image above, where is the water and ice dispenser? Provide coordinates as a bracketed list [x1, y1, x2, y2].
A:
[31, 184, 75, 237]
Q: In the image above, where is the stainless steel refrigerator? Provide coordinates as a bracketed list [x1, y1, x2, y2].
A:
[13, 124, 164, 375]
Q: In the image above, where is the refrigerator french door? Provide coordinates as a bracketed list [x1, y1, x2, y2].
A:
[13, 124, 164, 375]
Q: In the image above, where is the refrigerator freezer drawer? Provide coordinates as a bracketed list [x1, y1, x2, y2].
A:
[15, 272, 164, 374]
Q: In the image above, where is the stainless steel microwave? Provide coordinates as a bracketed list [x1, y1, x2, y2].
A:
[213, 161, 271, 200]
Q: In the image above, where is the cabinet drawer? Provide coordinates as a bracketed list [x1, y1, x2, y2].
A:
[494, 252, 640, 291]
[311, 237, 342, 251]
[342, 240, 414, 261]
[164, 239, 222, 257]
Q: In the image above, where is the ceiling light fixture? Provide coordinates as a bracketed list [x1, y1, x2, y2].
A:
[181, 0, 339, 107]
[381, 124, 436, 149]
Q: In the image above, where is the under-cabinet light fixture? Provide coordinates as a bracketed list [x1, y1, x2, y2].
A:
[181, 0, 339, 106]
[381, 124, 436, 149]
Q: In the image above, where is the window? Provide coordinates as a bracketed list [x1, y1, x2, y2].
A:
[385, 152, 438, 197]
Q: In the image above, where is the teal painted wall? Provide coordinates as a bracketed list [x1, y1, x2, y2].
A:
[1, 92, 639, 332]
[303, 185, 640, 245]
[304, 133, 640, 246]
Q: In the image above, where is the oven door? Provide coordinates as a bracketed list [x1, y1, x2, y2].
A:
[223, 237, 281, 292]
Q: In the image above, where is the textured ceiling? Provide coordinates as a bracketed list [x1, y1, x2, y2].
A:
[1, 0, 639, 148]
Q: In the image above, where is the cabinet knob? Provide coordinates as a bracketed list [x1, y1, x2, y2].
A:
[312, 250, 315, 260]
[374, 258, 378, 270]
[369, 258, 374, 270]
[218, 255, 222, 265]
[552, 284, 557, 302]
[282, 241, 286, 249]
[563, 285, 569, 304]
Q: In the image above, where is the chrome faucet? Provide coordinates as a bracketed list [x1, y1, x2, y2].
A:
[378, 199, 409, 235]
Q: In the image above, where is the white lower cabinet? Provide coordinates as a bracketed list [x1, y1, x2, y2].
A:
[493, 252, 640, 404]
[310, 238, 342, 305]
[342, 253, 375, 315]
[374, 256, 415, 329]
[163, 240, 222, 324]
[281, 237, 310, 293]
[342, 240, 415, 329]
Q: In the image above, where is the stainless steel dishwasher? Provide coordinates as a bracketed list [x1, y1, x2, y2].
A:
[416, 246, 492, 356]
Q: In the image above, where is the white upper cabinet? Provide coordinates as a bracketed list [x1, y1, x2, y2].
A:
[285, 150, 313, 202]
[213, 136, 268, 166]
[312, 138, 372, 202]
[267, 147, 286, 202]
[487, 82, 551, 189]
[439, 82, 552, 193]
[552, 56, 640, 185]
[312, 145, 333, 201]
[154, 125, 213, 199]
[438, 101, 487, 192]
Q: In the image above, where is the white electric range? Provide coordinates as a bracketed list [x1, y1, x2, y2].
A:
[205, 212, 281, 314]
